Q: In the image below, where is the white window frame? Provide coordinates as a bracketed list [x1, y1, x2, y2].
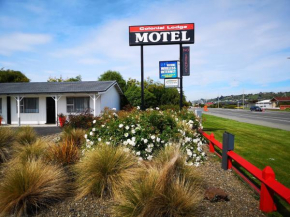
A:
[66, 97, 90, 113]
[16, 98, 39, 113]
[0, 98, 2, 114]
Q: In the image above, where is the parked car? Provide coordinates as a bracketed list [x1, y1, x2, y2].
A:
[250, 106, 262, 111]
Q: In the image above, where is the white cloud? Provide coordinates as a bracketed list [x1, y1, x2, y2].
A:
[0, 33, 52, 55]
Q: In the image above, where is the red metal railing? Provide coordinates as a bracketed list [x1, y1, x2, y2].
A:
[200, 130, 290, 213]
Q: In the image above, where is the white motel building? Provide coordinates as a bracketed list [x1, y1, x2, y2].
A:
[0, 81, 122, 125]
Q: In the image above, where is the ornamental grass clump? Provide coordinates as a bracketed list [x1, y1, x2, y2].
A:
[46, 139, 80, 166]
[0, 159, 69, 217]
[75, 144, 139, 199]
[114, 146, 203, 217]
[0, 127, 15, 163]
[61, 127, 86, 148]
[16, 126, 37, 146]
[12, 138, 48, 163]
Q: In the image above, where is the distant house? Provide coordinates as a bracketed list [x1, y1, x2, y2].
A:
[270, 97, 290, 109]
[0, 81, 123, 125]
[255, 99, 272, 109]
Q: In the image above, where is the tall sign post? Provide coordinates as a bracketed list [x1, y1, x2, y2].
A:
[129, 23, 194, 110]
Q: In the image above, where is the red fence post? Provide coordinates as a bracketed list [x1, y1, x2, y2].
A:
[260, 166, 277, 212]
[209, 133, 215, 153]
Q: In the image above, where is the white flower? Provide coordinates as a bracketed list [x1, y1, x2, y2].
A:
[106, 142, 110, 145]
[156, 137, 160, 142]
[92, 128, 96, 132]
[156, 107, 159, 110]
[93, 120, 96, 124]
[201, 152, 205, 157]
[101, 125, 105, 128]
[132, 137, 136, 141]
[194, 162, 200, 167]
[151, 135, 155, 140]
[119, 124, 123, 128]
[186, 162, 193, 166]
[98, 138, 102, 142]
[136, 151, 141, 156]
[131, 125, 135, 128]
[125, 126, 129, 130]
[131, 129, 136, 134]
[175, 118, 178, 121]
[147, 155, 153, 161]
[161, 140, 164, 143]
[124, 133, 129, 137]
[89, 132, 94, 136]
[137, 106, 140, 110]
[112, 108, 116, 111]
[144, 139, 148, 144]
[84, 134, 87, 139]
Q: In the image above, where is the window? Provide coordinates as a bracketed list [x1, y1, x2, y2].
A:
[0, 98, 2, 113]
[66, 97, 90, 113]
[16, 98, 39, 113]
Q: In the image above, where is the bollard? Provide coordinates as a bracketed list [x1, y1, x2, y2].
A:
[209, 133, 215, 153]
[222, 132, 235, 170]
[260, 166, 277, 212]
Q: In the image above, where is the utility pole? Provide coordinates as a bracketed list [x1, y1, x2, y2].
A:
[218, 95, 219, 108]
[243, 89, 244, 109]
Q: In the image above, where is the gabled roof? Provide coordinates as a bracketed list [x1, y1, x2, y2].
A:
[271, 97, 290, 102]
[0, 81, 123, 95]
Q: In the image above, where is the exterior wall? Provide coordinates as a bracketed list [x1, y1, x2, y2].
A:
[0, 96, 7, 124]
[100, 86, 121, 112]
[255, 102, 272, 109]
[11, 95, 47, 125]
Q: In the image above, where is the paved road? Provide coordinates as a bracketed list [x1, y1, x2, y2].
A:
[200, 108, 290, 131]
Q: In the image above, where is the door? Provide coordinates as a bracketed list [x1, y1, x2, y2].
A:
[7, 96, 11, 124]
[46, 97, 55, 124]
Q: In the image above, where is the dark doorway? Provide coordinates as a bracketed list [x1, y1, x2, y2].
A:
[7, 96, 11, 124]
[46, 97, 55, 124]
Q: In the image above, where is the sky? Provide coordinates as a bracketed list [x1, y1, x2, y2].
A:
[0, 0, 289, 101]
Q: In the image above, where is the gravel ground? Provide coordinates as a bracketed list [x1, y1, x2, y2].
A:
[37, 134, 265, 217]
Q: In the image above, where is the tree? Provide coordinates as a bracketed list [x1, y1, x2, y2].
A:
[0, 68, 30, 83]
[98, 70, 126, 92]
[47, 75, 82, 82]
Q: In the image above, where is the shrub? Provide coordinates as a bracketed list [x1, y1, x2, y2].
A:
[75, 144, 139, 199]
[46, 140, 80, 166]
[159, 104, 180, 111]
[66, 111, 95, 129]
[61, 128, 86, 148]
[0, 159, 69, 216]
[85, 107, 206, 165]
[115, 147, 203, 217]
[13, 139, 48, 163]
[16, 126, 37, 145]
[0, 127, 15, 163]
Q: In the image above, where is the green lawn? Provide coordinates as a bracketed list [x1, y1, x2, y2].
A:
[202, 114, 290, 188]
[202, 114, 290, 216]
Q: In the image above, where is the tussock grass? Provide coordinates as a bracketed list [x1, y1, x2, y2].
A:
[16, 126, 37, 145]
[61, 128, 86, 148]
[13, 139, 48, 163]
[0, 127, 15, 163]
[75, 144, 139, 199]
[115, 146, 203, 217]
[0, 159, 69, 217]
[46, 139, 80, 166]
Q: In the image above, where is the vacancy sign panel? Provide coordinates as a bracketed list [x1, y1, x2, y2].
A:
[164, 79, 179, 88]
[129, 23, 194, 46]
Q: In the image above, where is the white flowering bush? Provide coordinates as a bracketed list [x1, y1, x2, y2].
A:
[84, 107, 206, 166]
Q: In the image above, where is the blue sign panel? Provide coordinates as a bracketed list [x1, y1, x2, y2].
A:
[159, 61, 178, 79]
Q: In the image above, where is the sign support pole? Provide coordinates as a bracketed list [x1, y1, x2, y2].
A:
[141, 45, 145, 110]
[179, 44, 183, 110]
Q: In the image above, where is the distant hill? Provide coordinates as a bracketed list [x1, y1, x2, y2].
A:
[194, 91, 290, 104]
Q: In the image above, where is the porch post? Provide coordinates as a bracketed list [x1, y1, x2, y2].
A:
[89, 94, 100, 117]
[51, 95, 62, 126]
[14, 96, 23, 126]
